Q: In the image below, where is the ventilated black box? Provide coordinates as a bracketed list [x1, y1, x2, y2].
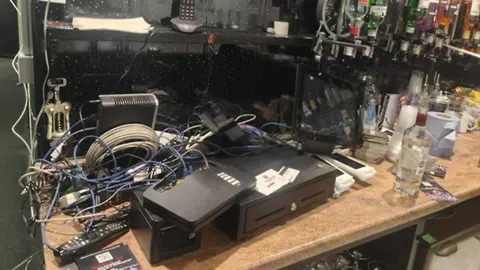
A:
[130, 190, 201, 264]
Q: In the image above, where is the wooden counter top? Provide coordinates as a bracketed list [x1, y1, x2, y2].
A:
[45, 133, 480, 270]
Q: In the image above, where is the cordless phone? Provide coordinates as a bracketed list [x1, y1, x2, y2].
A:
[171, 0, 203, 33]
[180, 0, 196, 21]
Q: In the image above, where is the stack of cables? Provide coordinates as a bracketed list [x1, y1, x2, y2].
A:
[85, 124, 159, 170]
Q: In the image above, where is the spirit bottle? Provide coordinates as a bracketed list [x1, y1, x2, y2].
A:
[463, 0, 476, 41]
[405, 0, 426, 35]
[419, 1, 437, 34]
[360, 74, 380, 134]
[472, 11, 480, 44]
[346, 0, 370, 36]
[435, 0, 451, 35]
[367, 0, 388, 38]
[394, 110, 432, 197]
[386, 71, 423, 162]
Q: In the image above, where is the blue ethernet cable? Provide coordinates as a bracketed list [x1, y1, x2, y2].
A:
[41, 174, 63, 251]
[44, 115, 97, 159]
[160, 146, 187, 171]
[159, 128, 185, 149]
[73, 135, 118, 177]
[88, 188, 95, 231]
[146, 161, 177, 183]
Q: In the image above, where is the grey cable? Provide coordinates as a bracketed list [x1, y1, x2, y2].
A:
[85, 124, 158, 169]
[11, 249, 44, 270]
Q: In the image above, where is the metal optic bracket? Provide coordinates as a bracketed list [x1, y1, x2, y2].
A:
[44, 78, 71, 140]
[313, 31, 373, 63]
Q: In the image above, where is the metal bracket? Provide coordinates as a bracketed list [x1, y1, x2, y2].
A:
[313, 30, 373, 61]
[44, 78, 71, 141]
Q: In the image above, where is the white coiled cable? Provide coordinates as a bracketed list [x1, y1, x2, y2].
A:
[86, 124, 158, 169]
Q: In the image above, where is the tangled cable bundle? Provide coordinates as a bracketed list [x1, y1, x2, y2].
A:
[86, 124, 158, 169]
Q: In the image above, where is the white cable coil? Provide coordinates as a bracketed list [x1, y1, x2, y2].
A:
[86, 124, 158, 169]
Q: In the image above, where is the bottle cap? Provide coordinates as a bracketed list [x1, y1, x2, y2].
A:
[416, 113, 427, 126]
[350, 27, 359, 36]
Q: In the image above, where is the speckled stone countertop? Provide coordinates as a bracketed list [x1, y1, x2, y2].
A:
[45, 133, 480, 270]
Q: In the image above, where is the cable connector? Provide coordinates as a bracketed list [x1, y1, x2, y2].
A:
[58, 191, 82, 209]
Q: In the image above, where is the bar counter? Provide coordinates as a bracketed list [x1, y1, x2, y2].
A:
[44, 133, 480, 269]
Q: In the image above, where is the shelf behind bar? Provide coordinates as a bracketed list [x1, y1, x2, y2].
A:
[47, 22, 316, 47]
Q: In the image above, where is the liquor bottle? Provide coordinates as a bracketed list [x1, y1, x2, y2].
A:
[386, 71, 423, 162]
[346, 0, 370, 36]
[463, 0, 476, 41]
[394, 108, 432, 197]
[360, 74, 381, 134]
[435, 0, 451, 35]
[419, 2, 438, 34]
[405, 0, 426, 35]
[367, 0, 388, 39]
[471, 9, 480, 46]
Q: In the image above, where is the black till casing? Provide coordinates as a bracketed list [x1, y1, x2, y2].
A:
[143, 164, 256, 233]
[130, 190, 201, 264]
[214, 149, 336, 240]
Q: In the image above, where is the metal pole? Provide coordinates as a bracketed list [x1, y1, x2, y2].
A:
[444, 44, 480, 59]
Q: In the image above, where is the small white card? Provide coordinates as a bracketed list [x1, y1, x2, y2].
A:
[256, 169, 287, 196]
[279, 166, 300, 183]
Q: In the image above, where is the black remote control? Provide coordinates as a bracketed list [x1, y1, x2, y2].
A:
[54, 221, 129, 264]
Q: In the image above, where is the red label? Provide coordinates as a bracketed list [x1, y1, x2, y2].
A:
[350, 27, 359, 35]
[359, 0, 369, 6]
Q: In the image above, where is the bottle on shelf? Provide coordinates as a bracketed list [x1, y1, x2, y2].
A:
[346, 0, 370, 36]
[394, 104, 432, 198]
[386, 71, 424, 162]
[360, 74, 381, 134]
[435, 0, 451, 35]
[471, 5, 480, 52]
[473, 13, 480, 42]
[419, 2, 438, 33]
[463, 0, 476, 42]
[405, 0, 426, 35]
[366, 0, 388, 39]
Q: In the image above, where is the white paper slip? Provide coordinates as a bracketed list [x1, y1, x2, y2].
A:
[279, 166, 300, 183]
[255, 169, 288, 196]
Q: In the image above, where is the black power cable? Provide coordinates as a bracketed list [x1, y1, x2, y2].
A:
[114, 29, 160, 93]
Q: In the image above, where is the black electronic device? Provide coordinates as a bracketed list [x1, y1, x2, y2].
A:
[53, 221, 129, 264]
[214, 148, 337, 240]
[130, 190, 201, 264]
[97, 93, 158, 135]
[170, 0, 203, 33]
[143, 163, 256, 233]
[197, 102, 249, 145]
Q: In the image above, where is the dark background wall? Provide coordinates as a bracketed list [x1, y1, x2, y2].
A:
[0, 1, 19, 56]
